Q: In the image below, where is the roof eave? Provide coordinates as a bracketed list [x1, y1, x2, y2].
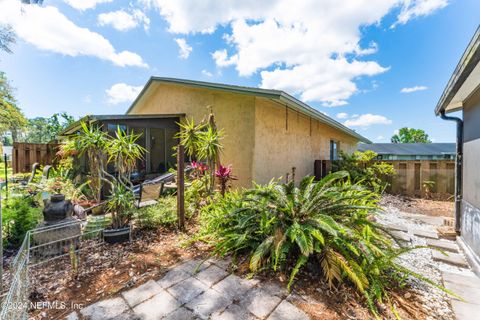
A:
[435, 25, 480, 115]
[126, 77, 371, 144]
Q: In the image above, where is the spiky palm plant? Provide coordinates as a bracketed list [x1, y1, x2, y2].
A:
[199, 172, 454, 318]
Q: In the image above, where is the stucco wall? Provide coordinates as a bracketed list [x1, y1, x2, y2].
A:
[129, 83, 256, 187]
[252, 98, 357, 185]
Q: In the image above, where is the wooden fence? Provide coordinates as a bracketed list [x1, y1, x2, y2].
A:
[314, 159, 455, 198]
[12, 142, 60, 174]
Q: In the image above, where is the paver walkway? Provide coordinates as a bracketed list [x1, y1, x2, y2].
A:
[70, 258, 309, 320]
[384, 215, 480, 320]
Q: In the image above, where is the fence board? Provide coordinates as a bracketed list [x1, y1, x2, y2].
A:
[12, 143, 60, 174]
[314, 159, 455, 198]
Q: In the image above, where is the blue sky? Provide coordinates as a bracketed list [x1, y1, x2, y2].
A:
[0, 0, 479, 143]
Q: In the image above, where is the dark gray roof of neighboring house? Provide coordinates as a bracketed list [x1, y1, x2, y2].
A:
[358, 143, 456, 156]
[126, 77, 371, 143]
[435, 26, 480, 115]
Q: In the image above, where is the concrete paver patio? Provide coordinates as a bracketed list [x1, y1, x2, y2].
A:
[74, 258, 309, 320]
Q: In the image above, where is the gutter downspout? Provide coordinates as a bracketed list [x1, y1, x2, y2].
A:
[440, 110, 463, 233]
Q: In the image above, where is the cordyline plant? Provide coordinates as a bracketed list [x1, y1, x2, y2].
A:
[198, 171, 456, 318]
[215, 164, 236, 196]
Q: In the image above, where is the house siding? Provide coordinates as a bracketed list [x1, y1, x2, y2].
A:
[461, 87, 480, 259]
[252, 98, 357, 184]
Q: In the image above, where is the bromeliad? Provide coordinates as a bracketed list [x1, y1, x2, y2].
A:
[215, 164, 236, 196]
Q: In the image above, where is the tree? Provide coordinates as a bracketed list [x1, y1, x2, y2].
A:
[24, 112, 75, 143]
[391, 127, 431, 143]
[0, 72, 27, 142]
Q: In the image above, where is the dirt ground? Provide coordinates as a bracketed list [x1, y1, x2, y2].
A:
[380, 193, 454, 218]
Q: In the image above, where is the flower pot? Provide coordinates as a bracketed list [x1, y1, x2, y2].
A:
[103, 226, 131, 244]
[91, 203, 105, 215]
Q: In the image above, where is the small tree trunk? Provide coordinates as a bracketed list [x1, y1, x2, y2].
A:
[177, 145, 185, 231]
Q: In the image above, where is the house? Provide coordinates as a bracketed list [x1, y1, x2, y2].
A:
[126, 77, 370, 187]
[435, 26, 480, 274]
[62, 114, 182, 178]
[358, 143, 456, 160]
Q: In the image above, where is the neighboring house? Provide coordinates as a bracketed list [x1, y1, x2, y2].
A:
[126, 77, 370, 187]
[358, 143, 456, 160]
[435, 26, 480, 274]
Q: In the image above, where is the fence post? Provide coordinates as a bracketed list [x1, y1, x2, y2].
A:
[177, 145, 185, 231]
[3, 153, 7, 201]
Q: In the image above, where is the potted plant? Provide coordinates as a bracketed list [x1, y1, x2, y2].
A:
[103, 182, 135, 243]
[73, 122, 114, 214]
[103, 127, 145, 243]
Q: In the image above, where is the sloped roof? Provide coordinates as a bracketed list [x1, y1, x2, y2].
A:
[126, 77, 371, 143]
[358, 143, 456, 156]
[435, 26, 480, 115]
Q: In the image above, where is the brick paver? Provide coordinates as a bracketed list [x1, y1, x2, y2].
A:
[79, 258, 310, 320]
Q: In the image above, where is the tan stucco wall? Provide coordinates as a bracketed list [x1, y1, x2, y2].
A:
[252, 98, 357, 185]
[129, 83, 256, 187]
[129, 83, 359, 187]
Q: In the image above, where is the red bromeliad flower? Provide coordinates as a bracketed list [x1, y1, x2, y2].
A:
[215, 165, 237, 196]
[215, 165, 232, 178]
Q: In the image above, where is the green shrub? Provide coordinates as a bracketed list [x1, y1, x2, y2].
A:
[2, 196, 43, 248]
[198, 172, 451, 317]
[135, 196, 192, 229]
[332, 150, 396, 193]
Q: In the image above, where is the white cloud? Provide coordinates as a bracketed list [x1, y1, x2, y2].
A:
[344, 114, 392, 127]
[98, 9, 150, 31]
[336, 112, 349, 119]
[376, 135, 386, 140]
[143, 0, 446, 106]
[0, 1, 147, 68]
[400, 85, 428, 93]
[174, 38, 192, 59]
[64, 0, 112, 11]
[212, 49, 238, 67]
[106, 83, 143, 104]
[393, 0, 448, 27]
[201, 70, 213, 77]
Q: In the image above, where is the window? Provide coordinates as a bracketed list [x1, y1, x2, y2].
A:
[330, 140, 339, 160]
[106, 123, 127, 136]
